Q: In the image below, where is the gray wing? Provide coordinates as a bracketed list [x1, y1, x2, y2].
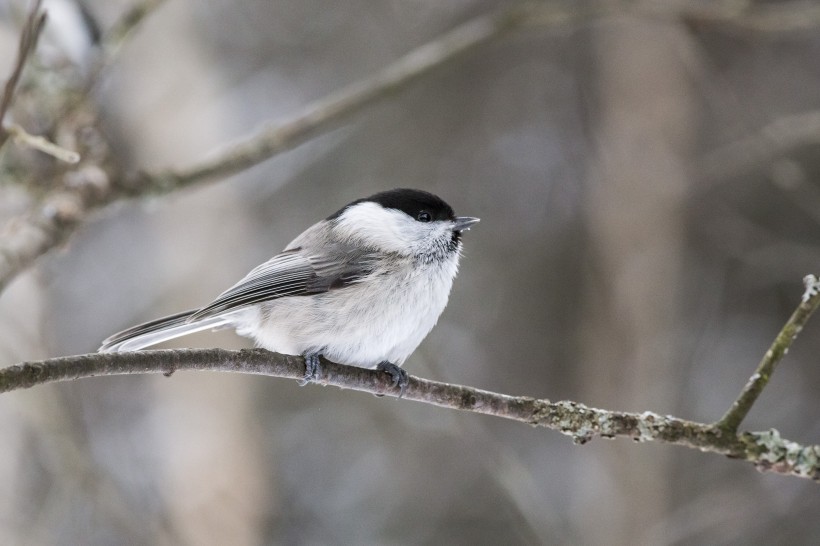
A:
[188, 246, 378, 321]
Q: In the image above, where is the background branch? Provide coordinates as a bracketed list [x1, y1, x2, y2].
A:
[0, 0, 46, 150]
[122, 5, 531, 194]
[701, 110, 820, 182]
[102, 0, 168, 56]
[5, 123, 80, 163]
[680, 1, 820, 32]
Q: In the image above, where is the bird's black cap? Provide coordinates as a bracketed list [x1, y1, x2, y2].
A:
[328, 189, 456, 222]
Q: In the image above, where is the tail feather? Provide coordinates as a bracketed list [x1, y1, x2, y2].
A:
[99, 310, 230, 353]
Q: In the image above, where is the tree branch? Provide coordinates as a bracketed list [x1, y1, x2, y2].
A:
[0, 346, 818, 482]
[0, 0, 46, 151]
[2, 276, 820, 482]
[680, 1, 820, 32]
[2, 3, 820, 485]
[4, 123, 80, 163]
[0, 1, 173, 295]
[102, 0, 168, 54]
[120, 5, 531, 195]
[716, 275, 820, 432]
[701, 110, 820, 181]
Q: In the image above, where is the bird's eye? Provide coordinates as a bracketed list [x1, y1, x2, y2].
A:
[417, 211, 432, 222]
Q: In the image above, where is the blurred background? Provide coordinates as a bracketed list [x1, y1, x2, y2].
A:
[1, 0, 820, 544]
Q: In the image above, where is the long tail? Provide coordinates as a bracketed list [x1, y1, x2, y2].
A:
[99, 310, 230, 353]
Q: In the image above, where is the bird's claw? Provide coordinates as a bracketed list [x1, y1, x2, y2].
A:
[377, 362, 409, 398]
[299, 353, 321, 386]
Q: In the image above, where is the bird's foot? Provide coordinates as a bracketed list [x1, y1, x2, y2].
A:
[298, 353, 322, 386]
[377, 361, 409, 399]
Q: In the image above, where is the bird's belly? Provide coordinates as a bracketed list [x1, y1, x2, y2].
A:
[244, 271, 453, 367]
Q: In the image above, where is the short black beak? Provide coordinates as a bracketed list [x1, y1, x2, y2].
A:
[453, 216, 480, 232]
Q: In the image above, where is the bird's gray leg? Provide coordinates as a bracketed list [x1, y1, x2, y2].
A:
[298, 353, 322, 386]
[377, 362, 409, 398]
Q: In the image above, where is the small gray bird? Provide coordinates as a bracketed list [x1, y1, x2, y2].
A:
[100, 189, 479, 394]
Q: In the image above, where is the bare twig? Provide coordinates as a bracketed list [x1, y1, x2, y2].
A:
[701, 110, 820, 181]
[0, 0, 47, 150]
[5, 123, 80, 163]
[716, 275, 820, 433]
[121, 5, 531, 195]
[0, 346, 818, 481]
[681, 1, 820, 32]
[102, 0, 168, 52]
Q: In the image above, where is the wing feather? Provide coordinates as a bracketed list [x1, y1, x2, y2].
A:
[188, 246, 378, 321]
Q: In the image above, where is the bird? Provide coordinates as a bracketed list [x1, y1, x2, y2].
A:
[99, 188, 479, 395]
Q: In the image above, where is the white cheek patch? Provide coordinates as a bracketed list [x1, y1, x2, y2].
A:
[335, 203, 416, 252]
[335, 202, 457, 256]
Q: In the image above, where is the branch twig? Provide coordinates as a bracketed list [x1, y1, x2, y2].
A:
[102, 0, 168, 53]
[681, 1, 820, 32]
[121, 5, 531, 195]
[5, 123, 80, 163]
[716, 275, 820, 432]
[0, 346, 818, 481]
[0, 0, 47, 150]
[701, 110, 820, 181]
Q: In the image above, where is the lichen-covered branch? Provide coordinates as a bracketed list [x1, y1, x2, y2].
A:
[0, 347, 818, 481]
[4, 275, 819, 480]
[716, 275, 820, 432]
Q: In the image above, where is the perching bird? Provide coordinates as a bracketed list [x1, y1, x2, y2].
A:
[100, 188, 479, 395]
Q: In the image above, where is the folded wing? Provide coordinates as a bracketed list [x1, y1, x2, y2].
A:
[189, 246, 377, 320]
[99, 246, 379, 352]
